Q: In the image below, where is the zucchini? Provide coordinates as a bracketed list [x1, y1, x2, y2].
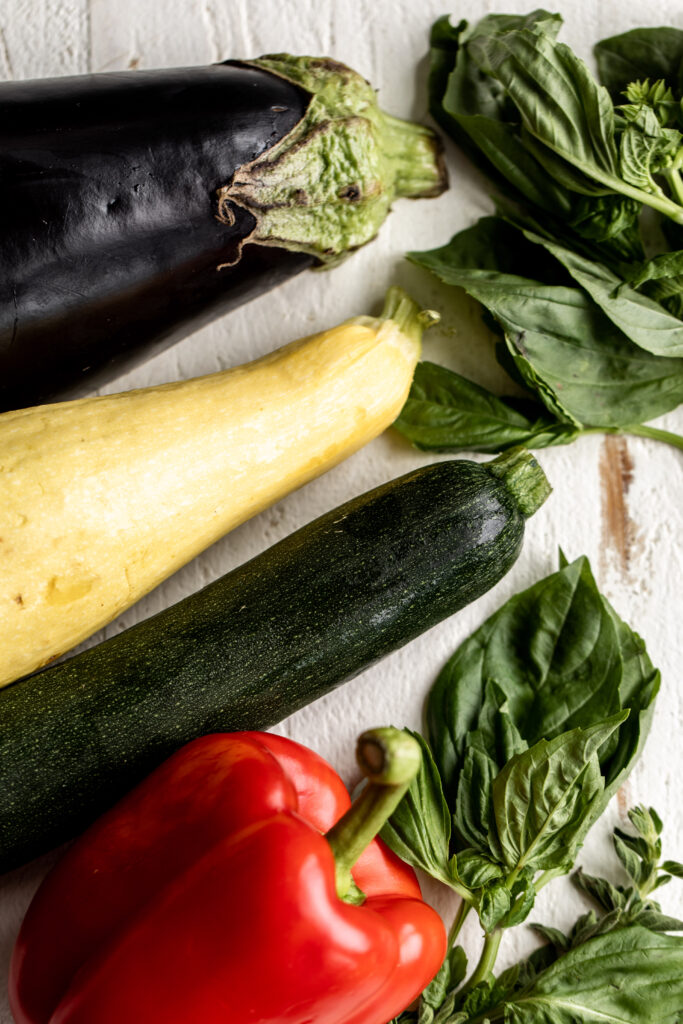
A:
[0, 56, 446, 411]
[0, 448, 550, 872]
[0, 288, 429, 689]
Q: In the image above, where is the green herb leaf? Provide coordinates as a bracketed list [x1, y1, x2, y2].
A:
[618, 105, 682, 195]
[629, 804, 664, 841]
[410, 225, 683, 429]
[530, 923, 570, 951]
[453, 744, 498, 855]
[599, 606, 661, 797]
[515, 225, 683, 357]
[468, 24, 619, 191]
[573, 866, 631, 912]
[452, 682, 531, 853]
[428, 555, 627, 802]
[662, 860, 683, 879]
[501, 872, 537, 928]
[633, 909, 683, 932]
[452, 848, 505, 889]
[479, 881, 512, 933]
[614, 832, 648, 884]
[432, 12, 572, 219]
[393, 361, 576, 455]
[422, 945, 468, 1010]
[595, 27, 683, 103]
[496, 927, 683, 1024]
[491, 715, 626, 874]
[623, 249, 683, 293]
[467, 22, 683, 223]
[379, 731, 452, 885]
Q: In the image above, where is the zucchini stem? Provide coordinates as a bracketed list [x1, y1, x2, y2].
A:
[488, 447, 552, 518]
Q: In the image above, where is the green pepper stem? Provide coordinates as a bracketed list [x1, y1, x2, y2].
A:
[326, 728, 421, 900]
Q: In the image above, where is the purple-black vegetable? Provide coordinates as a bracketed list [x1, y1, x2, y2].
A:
[0, 55, 446, 411]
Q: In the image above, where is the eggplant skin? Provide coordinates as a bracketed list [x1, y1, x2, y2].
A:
[0, 63, 314, 412]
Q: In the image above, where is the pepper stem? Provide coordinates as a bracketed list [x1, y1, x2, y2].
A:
[326, 728, 421, 900]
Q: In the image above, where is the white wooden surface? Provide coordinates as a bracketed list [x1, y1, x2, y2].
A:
[0, 0, 682, 1017]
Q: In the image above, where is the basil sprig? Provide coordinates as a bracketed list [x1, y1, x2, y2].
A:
[381, 554, 681, 1023]
[397, 13, 683, 454]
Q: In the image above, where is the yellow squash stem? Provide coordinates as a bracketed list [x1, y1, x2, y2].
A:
[0, 288, 437, 687]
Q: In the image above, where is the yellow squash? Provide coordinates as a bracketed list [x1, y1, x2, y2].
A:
[0, 288, 436, 688]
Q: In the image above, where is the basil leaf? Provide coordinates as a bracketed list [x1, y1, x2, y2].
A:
[599, 601, 660, 797]
[618, 108, 682, 196]
[495, 282, 683, 426]
[474, 680, 529, 769]
[573, 867, 631, 913]
[453, 744, 498, 854]
[467, 25, 620, 194]
[433, 12, 572, 218]
[595, 27, 683, 102]
[517, 226, 683, 358]
[479, 881, 512, 933]
[568, 907, 624, 948]
[501, 872, 537, 928]
[422, 945, 468, 1010]
[491, 715, 626, 874]
[380, 730, 452, 884]
[427, 555, 626, 802]
[500, 927, 683, 1024]
[410, 225, 683, 428]
[411, 215, 561, 279]
[569, 192, 642, 252]
[467, 22, 683, 223]
[623, 250, 683, 316]
[662, 860, 683, 879]
[394, 361, 578, 455]
[530, 924, 570, 951]
[451, 848, 504, 889]
[633, 909, 683, 932]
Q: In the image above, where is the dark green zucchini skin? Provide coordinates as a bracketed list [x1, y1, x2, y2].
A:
[0, 459, 532, 872]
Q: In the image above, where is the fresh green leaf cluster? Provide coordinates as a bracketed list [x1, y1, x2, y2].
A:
[396, 14, 683, 454]
[390, 807, 683, 1023]
[382, 554, 659, 926]
[381, 553, 675, 1022]
[535, 805, 683, 955]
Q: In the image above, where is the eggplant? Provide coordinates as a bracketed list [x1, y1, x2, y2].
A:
[0, 56, 447, 412]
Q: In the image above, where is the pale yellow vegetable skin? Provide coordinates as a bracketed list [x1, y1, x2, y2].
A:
[0, 288, 435, 687]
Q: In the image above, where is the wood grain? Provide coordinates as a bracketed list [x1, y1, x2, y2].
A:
[599, 436, 637, 574]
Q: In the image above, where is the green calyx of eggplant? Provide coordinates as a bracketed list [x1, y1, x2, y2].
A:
[217, 54, 448, 266]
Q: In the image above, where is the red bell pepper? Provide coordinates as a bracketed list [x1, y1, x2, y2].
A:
[10, 727, 446, 1024]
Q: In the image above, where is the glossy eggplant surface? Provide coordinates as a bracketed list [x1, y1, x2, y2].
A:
[0, 56, 446, 412]
[0, 63, 312, 410]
